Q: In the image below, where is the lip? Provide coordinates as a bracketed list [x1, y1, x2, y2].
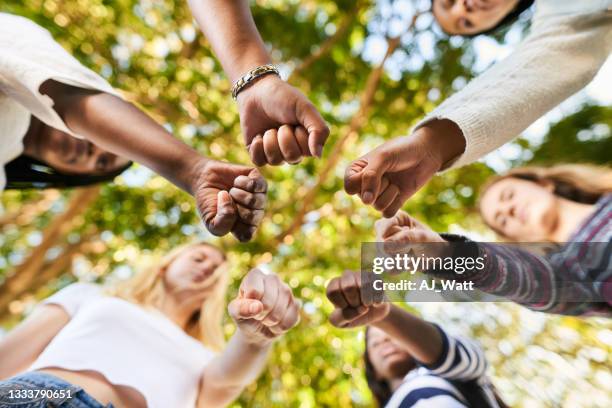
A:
[379, 346, 404, 359]
[192, 270, 213, 283]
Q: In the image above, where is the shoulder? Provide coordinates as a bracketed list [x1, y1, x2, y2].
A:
[41, 282, 103, 316]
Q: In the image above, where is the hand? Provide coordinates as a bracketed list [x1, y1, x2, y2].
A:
[229, 268, 300, 345]
[344, 120, 465, 217]
[237, 75, 330, 166]
[191, 159, 267, 242]
[375, 211, 450, 259]
[375, 211, 446, 243]
[326, 270, 390, 328]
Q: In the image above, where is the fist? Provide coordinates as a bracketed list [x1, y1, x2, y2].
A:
[326, 270, 390, 329]
[344, 135, 441, 218]
[374, 211, 445, 243]
[237, 75, 330, 166]
[375, 211, 450, 260]
[229, 268, 300, 343]
[192, 159, 267, 242]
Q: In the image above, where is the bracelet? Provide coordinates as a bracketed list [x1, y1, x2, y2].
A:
[231, 64, 280, 100]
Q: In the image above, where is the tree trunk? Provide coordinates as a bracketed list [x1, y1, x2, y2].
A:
[0, 186, 100, 315]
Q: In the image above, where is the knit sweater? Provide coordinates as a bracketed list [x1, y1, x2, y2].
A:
[415, 0, 612, 169]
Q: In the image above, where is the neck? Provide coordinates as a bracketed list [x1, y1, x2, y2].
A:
[549, 198, 596, 242]
[155, 291, 202, 329]
[22, 117, 44, 159]
[389, 377, 405, 392]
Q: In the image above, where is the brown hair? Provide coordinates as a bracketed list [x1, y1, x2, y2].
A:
[479, 164, 612, 238]
[108, 242, 229, 351]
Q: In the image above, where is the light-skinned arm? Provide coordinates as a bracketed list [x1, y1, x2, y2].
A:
[197, 269, 299, 408]
[0, 305, 70, 380]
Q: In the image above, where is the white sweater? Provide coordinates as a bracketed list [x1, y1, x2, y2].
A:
[416, 0, 612, 169]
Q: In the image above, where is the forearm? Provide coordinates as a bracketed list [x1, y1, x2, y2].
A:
[435, 235, 560, 311]
[43, 81, 205, 194]
[198, 329, 272, 407]
[0, 306, 69, 380]
[414, 12, 612, 170]
[187, 0, 271, 81]
[215, 329, 272, 386]
[372, 305, 443, 366]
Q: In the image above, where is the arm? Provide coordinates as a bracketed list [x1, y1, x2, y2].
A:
[414, 11, 612, 170]
[375, 212, 606, 316]
[197, 331, 272, 408]
[197, 269, 299, 408]
[40, 80, 267, 242]
[326, 271, 487, 381]
[376, 306, 487, 380]
[345, 12, 612, 215]
[0, 305, 69, 380]
[186, 0, 329, 165]
[187, 0, 270, 83]
[40, 80, 202, 194]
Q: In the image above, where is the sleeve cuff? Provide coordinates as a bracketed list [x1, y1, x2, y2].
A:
[415, 323, 449, 370]
[413, 106, 490, 171]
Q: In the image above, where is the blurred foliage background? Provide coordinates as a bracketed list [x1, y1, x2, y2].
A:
[0, 0, 610, 407]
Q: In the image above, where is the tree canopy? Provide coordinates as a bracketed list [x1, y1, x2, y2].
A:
[1, 1, 610, 407]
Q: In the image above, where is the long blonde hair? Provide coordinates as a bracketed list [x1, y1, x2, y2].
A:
[479, 164, 612, 238]
[108, 242, 229, 352]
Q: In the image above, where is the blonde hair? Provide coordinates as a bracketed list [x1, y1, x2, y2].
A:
[479, 164, 612, 238]
[108, 242, 229, 351]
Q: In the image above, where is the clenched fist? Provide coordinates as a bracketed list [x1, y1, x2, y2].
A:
[326, 271, 390, 329]
[375, 211, 446, 244]
[229, 268, 300, 344]
[192, 159, 267, 242]
[375, 211, 451, 261]
[237, 75, 330, 166]
[345, 120, 465, 217]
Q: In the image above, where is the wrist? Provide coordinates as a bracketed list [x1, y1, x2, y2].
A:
[371, 304, 397, 331]
[235, 327, 275, 349]
[414, 119, 466, 171]
[227, 53, 272, 83]
[235, 70, 282, 105]
[185, 155, 211, 196]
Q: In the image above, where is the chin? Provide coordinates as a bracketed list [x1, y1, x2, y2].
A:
[385, 356, 415, 378]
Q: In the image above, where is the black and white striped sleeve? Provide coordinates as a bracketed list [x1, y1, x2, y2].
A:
[418, 325, 488, 382]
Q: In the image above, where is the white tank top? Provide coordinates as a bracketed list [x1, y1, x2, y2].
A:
[30, 283, 216, 408]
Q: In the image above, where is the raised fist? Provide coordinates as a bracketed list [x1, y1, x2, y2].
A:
[229, 268, 300, 344]
[326, 270, 390, 329]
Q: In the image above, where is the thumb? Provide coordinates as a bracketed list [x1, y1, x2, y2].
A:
[297, 101, 329, 158]
[229, 298, 264, 320]
[360, 157, 389, 205]
[206, 191, 237, 236]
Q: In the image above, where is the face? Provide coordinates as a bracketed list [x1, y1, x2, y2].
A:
[38, 126, 130, 176]
[367, 327, 416, 381]
[432, 0, 519, 35]
[164, 245, 226, 301]
[480, 177, 559, 241]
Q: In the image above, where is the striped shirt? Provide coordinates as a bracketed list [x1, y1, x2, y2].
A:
[385, 325, 498, 408]
[439, 194, 612, 316]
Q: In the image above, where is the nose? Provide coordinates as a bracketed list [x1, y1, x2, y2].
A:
[451, 0, 470, 16]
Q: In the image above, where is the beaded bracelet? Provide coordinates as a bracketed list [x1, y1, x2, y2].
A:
[231, 64, 280, 100]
